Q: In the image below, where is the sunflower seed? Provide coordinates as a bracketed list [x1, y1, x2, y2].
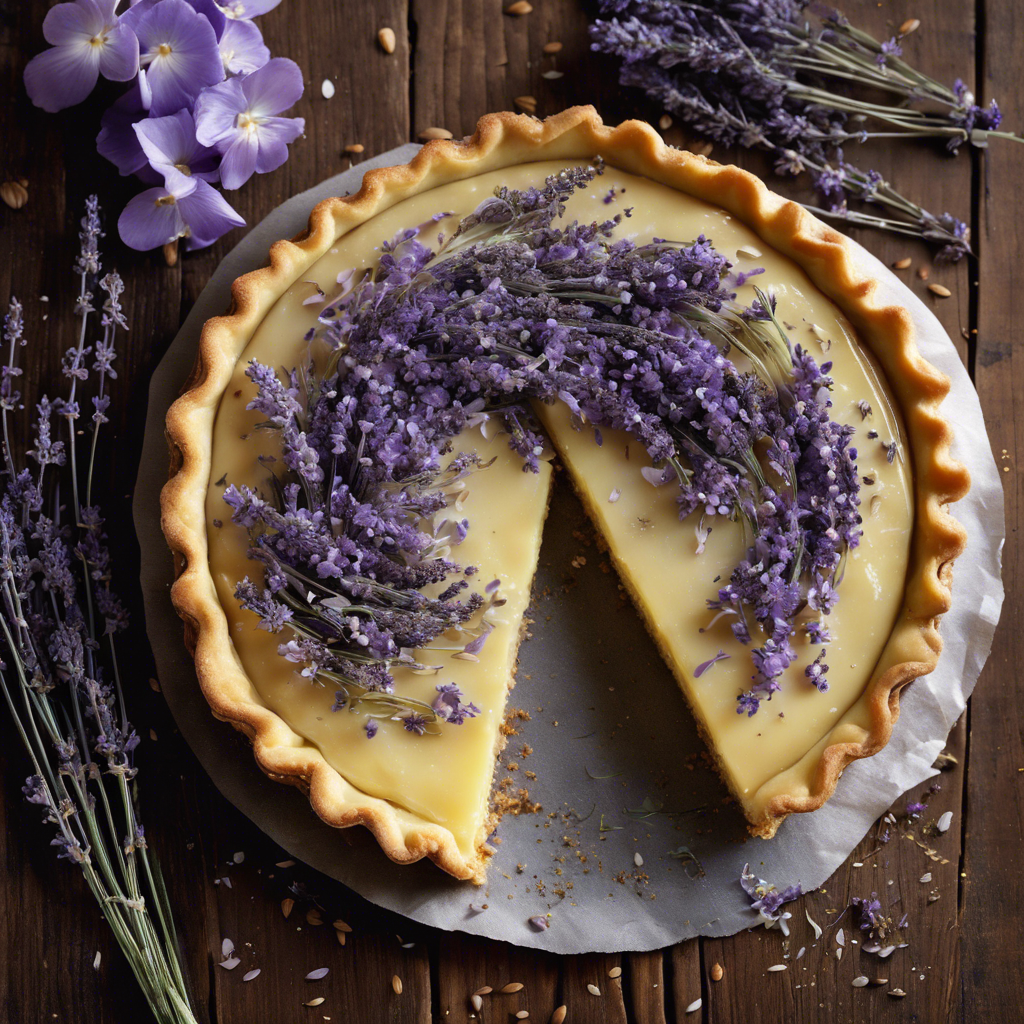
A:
[93, 951, 101, 970]
[634, 852, 644, 867]
[551, 1007, 567, 1024]
[474, 986, 493, 996]
[795, 947, 806, 961]
[304, 997, 325, 1006]
[873, 977, 889, 986]
[937, 810, 953, 831]
[345, 144, 365, 154]
[281, 898, 295, 918]
[379, 27, 397, 53]
[501, 983, 525, 993]
[587, 983, 601, 995]
[917, 267, 930, 280]
[0, 181, 28, 210]
[392, 975, 403, 994]
[608, 967, 622, 978]
[928, 284, 952, 298]
[276, 859, 296, 868]
[659, 114, 673, 130]
[893, 257, 912, 269]
[516, 1013, 530, 1020]
[335, 930, 346, 946]
[514, 96, 538, 113]
[768, 964, 788, 972]
[471, 994, 483, 1011]
[419, 127, 454, 141]
[711, 962, 724, 981]
[306, 968, 330, 981]
[542, 70, 564, 79]
[333, 918, 353, 932]
[505, 0, 533, 13]
[899, 18, 920, 34]
[889, 988, 907, 998]
[543, 41, 563, 54]
[852, 976, 870, 988]
[685, 997, 703, 1013]
[837, 929, 846, 946]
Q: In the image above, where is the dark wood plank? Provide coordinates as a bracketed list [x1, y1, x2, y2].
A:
[628, 950, 668, 1024]
[561, 953, 627, 1024]
[960, 0, 1024, 1012]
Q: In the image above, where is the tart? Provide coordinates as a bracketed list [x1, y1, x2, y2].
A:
[162, 107, 969, 882]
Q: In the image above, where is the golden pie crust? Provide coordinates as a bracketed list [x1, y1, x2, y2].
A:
[161, 107, 970, 880]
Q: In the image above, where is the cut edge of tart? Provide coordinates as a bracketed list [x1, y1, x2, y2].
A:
[161, 106, 970, 881]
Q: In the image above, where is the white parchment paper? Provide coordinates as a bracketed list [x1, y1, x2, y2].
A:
[133, 146, 1004, 953]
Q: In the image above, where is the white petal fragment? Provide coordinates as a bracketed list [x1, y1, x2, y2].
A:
[685, 997, 703, 1013]
[937, 811, 953, 833]
[767, 964, 788, 972]
[806, 909, 822, 940]
[306, 967, 330, 981]
[852, 976, 870, 988]
[321, 79, 335, 99]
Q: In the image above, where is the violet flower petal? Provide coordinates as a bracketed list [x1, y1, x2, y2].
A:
[219, 17, 270, 74]
[24, 39, 101, 114]
[219, 0, 282, 18]
[132, 0, 224, 117]
[239, 56, 304, 116]
[694, 650, 729, 678]
[177, 178, 245, 248]
[96, 82, 161, 180]
[251, 115, 304, 174]
[216, 128, 259, 190]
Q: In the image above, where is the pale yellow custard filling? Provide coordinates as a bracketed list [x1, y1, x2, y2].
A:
[205, 161, 912, 851]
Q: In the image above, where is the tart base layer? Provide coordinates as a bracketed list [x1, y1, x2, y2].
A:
[162, 107, 970, 879]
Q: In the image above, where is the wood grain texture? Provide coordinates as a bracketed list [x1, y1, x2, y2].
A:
[0, 0, 1018, 1021]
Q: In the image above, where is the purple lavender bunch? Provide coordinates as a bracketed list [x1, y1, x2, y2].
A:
[23, 0, 302, 255]
[740, 862, 803, 932]
[1, 199, 198, 1024]
[589, 0, 1018, 260]
[230, 164, 862, 725]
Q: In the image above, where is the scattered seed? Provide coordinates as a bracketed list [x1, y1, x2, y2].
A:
[873, 977, 889, 986]
[836, 948, 843, 961]
[474, 987, 493, 996]
[222, 938, 235, 958]
[836, 929, 846, 947]
[889, 988, 907, 998]
[917, 266, 930, 280]
[515, 95, 538, 113]
[879, 946, 897, 958]
[937, 810, 954, 831]
[920, 872, 933, 883]
[419, 127, 454, 141]
[344, 144, 365, 154]
[686, 997, 703, 1013]
[736, 245, 762, 259]
[543, 41, 563, 54]
[501, 983, 525, 994]
[767, 964, 788, 972]
[335, 930, 346, 946]
[541, 70, 564, 79]
[470, 994, 483, 1012]
[634, 852, 644, 867]
[392, 975, 403, 994]
[321, 79, 335, 99]
[587, 983, 601, 996]
[93, 951, 101, 970]
[899, 18, 920, 34]
[306, 909, 324, 926]
[149, 677, 161, 692]
[806, 909, 822, 940]
[893, 257, 912, 269]
[1, 180, 28, 210]
[516, 1013, 530, 1020]
[333, 919, 352, 933]
[505, 0, 533, 13]
[276, 859, 296, 869]
[551, 1007, 567, 1024]
[232, 851, 245, 864]
[219, 957, 241, 970]
[306, 968, 330, 981]
[378, 27, 397, 53]
[852, 976, 870, 988]
[243, 969, 261, 982]
[711, 962, 724, 981]
[659, 114, 673, 130]
[162, 240, 179, 267]
[304, 997, 325, 1007]
[401, 942, 416, 949]
[608, 967, 622, 979]
[795, 947, 806, 961]
[928, 284, 952, 298]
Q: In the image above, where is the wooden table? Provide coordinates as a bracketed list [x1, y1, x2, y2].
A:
[0, 1, 1019, 1020]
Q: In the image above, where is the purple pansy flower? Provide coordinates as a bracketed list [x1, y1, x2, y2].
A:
[134, 109, 221, 192]
[194, 56, 304, 189]
[24, 0, 140, 113]
[122, 0, 225, 117]
[118, 174, 243, 252]
[740, 863, 803, 923]
[218, 17, 270, 74]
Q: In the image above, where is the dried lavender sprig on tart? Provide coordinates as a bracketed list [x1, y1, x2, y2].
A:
[0, 200, 199, 1024]
[231, 164, 863, 722]
[589, 0, 1004, 259]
